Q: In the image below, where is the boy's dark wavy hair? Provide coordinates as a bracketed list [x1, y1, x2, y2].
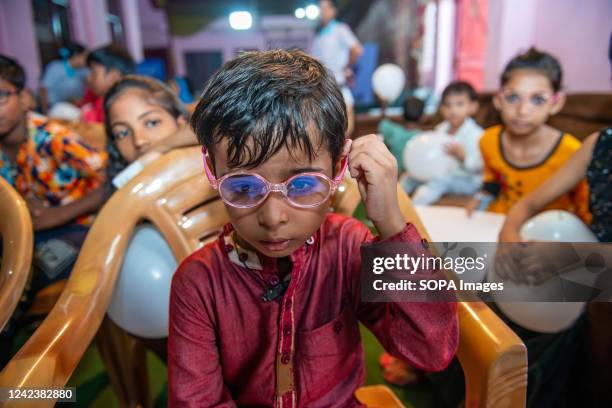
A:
[0, 54, 26, 91]
[501, 47, 563, 92]
[86, 44, 134, 76]
[191, 49, 347, 171]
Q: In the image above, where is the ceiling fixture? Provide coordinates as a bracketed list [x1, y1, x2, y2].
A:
[305, 4, 319, 20]
[229, 11, 253, 30]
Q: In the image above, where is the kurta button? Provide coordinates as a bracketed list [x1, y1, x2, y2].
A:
[281, 354, 290, 364]
[225, 244, 234, 252]
[333, 321, 343, 333]
[238, 252, 248, 262]
[283, 327, 291, 336]
[269, 275, 280, 285]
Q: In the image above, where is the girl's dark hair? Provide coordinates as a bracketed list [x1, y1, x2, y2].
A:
[103, 75, 188, 181]
[191, 49, 346, 170]
[501, 47, 563, 92]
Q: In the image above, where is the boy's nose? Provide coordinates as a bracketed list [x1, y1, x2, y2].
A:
[257, 194, 289, 230]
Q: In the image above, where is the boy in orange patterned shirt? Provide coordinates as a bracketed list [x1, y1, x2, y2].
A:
[0, 55, 107, 287]
[1, 54, 109, 367]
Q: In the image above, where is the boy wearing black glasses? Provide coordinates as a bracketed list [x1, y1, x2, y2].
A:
[0, 54, 107, 367]
[168, 49, 458, 407]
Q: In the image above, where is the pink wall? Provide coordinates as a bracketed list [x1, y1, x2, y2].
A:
[170, 16, 311, 76]
[0, 0, 41, 91]
[533, 0, 611, 92]
[120, 0, 144, 61]
[69, 0, 112, 49]
[484, 0, 537, 90]
[171, 32, 266, 76]
[138, 0, 170, 49]
[484, 0, 612, 92]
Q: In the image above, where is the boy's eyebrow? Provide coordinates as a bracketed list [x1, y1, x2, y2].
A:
[217, 166, 326, 179]
[288, 166, 325, 175]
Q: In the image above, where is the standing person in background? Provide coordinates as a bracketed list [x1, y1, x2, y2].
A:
[40, 42, 88, 111]
[310, 0, 363, 137]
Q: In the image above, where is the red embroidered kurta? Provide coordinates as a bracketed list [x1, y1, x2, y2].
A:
[169, 213, 458, 407]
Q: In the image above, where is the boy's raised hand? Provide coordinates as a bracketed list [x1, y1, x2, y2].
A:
[346, 135, 406, 239]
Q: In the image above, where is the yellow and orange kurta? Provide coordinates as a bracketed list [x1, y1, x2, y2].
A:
[479, 125, 590, 223]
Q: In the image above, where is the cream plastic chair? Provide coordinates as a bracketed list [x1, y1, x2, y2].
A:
[0, 177, 33, 332]
[0, 147, 527, 407]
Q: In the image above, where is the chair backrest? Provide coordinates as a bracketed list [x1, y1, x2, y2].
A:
[0, 147, 526, 407]
[0, 147, 222, 393]
[0, 177, 33, 331]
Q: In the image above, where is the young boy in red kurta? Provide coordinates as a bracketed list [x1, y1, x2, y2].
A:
[168, 49, 458, 407]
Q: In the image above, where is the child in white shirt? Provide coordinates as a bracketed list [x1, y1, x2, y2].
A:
[408, 81, 484, 205]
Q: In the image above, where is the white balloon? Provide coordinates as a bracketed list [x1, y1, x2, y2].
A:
[108, 224, 177, 338]
[372, 64, 405, 102]
[520, 210, 597, 242]
[403, 131, 459, 182]
[491, 210, 597, 333]
[48, 102, 81, 122]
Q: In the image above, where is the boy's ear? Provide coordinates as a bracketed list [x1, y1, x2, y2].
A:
[17, 89, 30, 111]
[334, 139, 352, 175]
[205, 154, 217, 177]
[548, 92, 566, 116]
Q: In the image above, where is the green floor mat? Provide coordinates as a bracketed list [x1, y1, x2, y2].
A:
[361, 325, 434, 408]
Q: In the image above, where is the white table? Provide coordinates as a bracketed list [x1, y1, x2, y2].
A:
[415, 205, 506, 242]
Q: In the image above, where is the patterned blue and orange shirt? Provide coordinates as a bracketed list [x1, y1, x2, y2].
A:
[0, 112, 107, 211]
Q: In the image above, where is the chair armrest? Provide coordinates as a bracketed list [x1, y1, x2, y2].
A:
[395, 185, 527, 407]
[457, 302, 527, 407]
[0, 178, 33, 331]
[0, 148, 203, 402]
